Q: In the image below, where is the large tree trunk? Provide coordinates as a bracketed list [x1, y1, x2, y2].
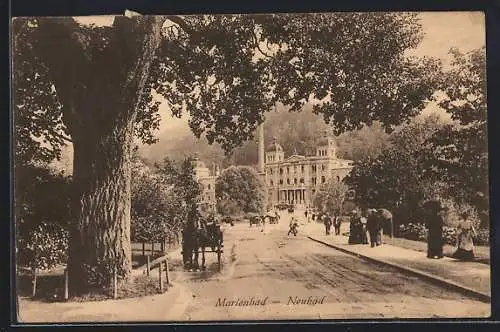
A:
[33, 15, 165, 295]
[68, 118, 135, 293]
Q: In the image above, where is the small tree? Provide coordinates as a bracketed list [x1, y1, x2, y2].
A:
[131, 158, 184, 253]
[215, 166, 264, 214]
[157, 156, 202, 211]
[313, 178, 350, 216]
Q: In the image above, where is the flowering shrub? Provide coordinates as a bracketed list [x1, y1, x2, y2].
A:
[17, 221, 69, 270]
[475, 228, 490, 246]
[398, 222, 489, 246]
[397, 223, 427, 241]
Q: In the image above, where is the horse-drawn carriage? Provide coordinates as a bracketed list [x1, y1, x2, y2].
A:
[265, 213, 280, 224]
[181, 211, 224, 271]
[248, 211, 280, 227]
[249, 214, 262, 227]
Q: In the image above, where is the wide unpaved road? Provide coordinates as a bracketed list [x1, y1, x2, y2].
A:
[174, 214, 489, 320]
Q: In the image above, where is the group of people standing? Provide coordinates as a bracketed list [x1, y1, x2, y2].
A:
[320, 213, 342, 236]
[348, 208, 392, 247]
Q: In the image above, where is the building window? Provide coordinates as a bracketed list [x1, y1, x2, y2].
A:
[287, 179, 290, 185]
[312, 165, 316, 173]
[280, 168, 283, 174]
[301, 165, 304, 173]
[300, 178, 304, 184]
[321, 176, 326, 183]
[287, 167, 290, 173]
[294, 178, 297, 184]
[279, 179, 283, 185]
[208, 184, 211, 190]
[270, 169, 273, 175]
[270, 180, 274, 186]
[312, 189, 316, 195]
[322, 164, 326, 171]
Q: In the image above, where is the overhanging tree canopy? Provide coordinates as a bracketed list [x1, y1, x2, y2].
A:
[13, 12, 440, 294]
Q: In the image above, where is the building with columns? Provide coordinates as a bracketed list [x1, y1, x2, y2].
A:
[191, 125, 353, 212]
[261, 132, 353, 208]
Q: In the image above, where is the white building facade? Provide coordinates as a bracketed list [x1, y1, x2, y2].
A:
[263, 134, 353, 208]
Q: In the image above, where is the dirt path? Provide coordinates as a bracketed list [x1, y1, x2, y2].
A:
[178, 218, 489, 320]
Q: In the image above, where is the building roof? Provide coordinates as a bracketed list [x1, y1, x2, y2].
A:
[317, 130, 335, 146]
[266, 137, 283, 153]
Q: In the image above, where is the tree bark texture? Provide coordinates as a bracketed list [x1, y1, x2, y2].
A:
[34, 15, 164, 294]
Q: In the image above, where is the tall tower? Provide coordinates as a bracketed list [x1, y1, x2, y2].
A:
[258, 123, 265, 173]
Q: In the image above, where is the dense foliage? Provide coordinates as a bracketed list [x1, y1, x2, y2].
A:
[156, 156, 202, 209]
[215, 166, 265, 214]
[421, 48, 488, 225]
[18, 222, 69, 270]
[345, 47, 487, 239]
[16, 165, 72, 270]
[130, 157, 183, 244]
[345, 114, 445, 224]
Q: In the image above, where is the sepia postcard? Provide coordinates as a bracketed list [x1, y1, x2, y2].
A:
[12, 11, 490, 322]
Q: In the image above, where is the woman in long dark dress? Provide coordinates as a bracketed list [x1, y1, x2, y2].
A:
[366, 209, 379, 247]
[425, 200, 445, 259]
[348, 210, 363, 244]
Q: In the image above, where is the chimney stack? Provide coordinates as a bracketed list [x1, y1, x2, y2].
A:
[258, 124, 265, 173]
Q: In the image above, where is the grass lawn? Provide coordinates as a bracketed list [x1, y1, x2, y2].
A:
[17, 270, 169, 303]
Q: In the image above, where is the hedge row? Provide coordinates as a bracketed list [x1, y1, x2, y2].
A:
[397, 223, 489, 246]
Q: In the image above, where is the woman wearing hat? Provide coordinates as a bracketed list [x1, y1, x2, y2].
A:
[453, 217, 477, 261]
[424, 198, 445, 259]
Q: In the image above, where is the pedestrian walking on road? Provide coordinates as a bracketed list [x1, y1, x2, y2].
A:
[424, 198, 445, 259]
[333, 215, 342, 235]
[323, 214, 332, 235]
[453, 218, 477, 261]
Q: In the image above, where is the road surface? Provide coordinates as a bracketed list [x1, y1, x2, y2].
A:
[172, 211, 490, 320]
